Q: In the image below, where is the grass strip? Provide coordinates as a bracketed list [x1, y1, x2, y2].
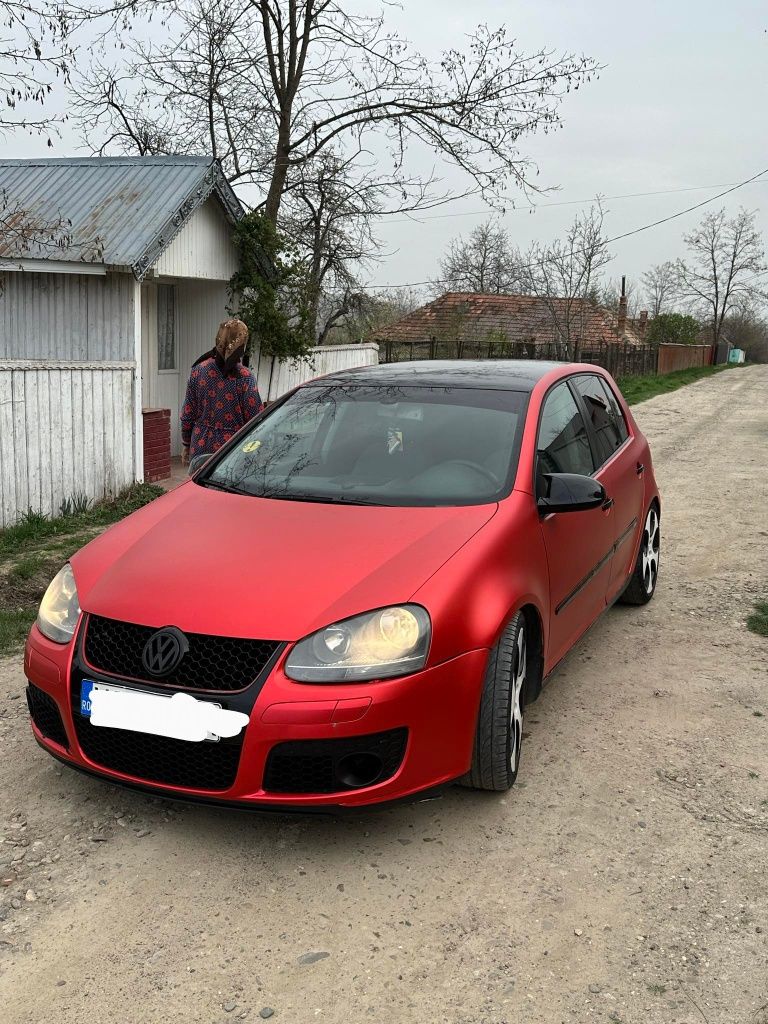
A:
[0, 483, 164, 556]
[0, 608, 38, 657]
[618, 363, 738, 406]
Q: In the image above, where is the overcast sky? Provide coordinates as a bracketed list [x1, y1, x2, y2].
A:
[7, 0, 768, 305]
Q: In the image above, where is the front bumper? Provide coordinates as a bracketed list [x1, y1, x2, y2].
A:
[24, 623, 488, 809]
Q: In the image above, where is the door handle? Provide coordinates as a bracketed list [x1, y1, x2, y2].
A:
[601, 496, 615, 511]
[636, 462, 645, 476]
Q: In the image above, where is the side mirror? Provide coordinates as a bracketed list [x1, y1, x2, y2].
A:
[537, 472, 605, 514]
[189, 452, 214, 475]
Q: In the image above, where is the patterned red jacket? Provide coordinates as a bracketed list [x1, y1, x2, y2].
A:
[180, 358, 263, 458]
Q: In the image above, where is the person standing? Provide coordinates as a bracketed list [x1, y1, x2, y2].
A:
[180, 319, 263, 469]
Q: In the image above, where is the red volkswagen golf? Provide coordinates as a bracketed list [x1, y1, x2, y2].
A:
[25, 361, 660, 810]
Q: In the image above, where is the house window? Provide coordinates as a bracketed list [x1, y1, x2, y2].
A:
[157, 284, 176, 371]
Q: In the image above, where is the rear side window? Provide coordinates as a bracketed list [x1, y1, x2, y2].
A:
[572, 375, 627, 465]
[537, 381, 594, 481]
[598, 378, 629, 444]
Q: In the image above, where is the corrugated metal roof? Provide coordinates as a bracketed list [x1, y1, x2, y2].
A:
[0, 156, 244, 279]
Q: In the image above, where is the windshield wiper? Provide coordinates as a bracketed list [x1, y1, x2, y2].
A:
[199, 479, 250, 496]
[265, 492, 388, 507]
[201, 479, 387, 505]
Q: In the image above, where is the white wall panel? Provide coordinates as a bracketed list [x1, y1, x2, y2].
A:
[0, 361, 136, 526]
[155, 198, 238, 281]
[0, 270, 135, 361]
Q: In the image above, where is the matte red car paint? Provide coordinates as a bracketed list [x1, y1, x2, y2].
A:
[69, 487, 498, 641]
[25, 362, 659, 808]
[26, 622, 488, 807]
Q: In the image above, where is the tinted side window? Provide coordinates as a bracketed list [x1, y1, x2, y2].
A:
[572, 374, 625, 464]
[598, 378, 629, 444]
[537, 382, 594, 483]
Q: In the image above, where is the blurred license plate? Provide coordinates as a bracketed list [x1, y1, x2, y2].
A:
[78, 680, 247, 742]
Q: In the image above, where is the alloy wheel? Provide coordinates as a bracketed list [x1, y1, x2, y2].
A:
[510, 627, 526, 771]
[641, 506, 660, 594]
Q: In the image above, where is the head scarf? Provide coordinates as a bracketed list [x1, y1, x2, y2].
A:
[193, 318, 249, 375]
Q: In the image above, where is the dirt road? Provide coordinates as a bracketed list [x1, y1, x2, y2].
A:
[1, 366, 766, 1024]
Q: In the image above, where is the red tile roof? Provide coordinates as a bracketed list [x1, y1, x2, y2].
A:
[370, 292, 644, 349]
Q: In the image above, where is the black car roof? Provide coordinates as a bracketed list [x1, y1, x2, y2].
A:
[311, 359, 568, 392]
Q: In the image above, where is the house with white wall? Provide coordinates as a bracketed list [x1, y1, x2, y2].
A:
[0, 155, 246, 525]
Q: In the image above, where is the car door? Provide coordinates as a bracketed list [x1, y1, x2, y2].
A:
[535, 380, 615, 667]
[570, 374, 643, 603]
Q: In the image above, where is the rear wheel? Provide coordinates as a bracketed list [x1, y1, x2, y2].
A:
[619, 504, 660, 606]
[464, 613, 528, 792]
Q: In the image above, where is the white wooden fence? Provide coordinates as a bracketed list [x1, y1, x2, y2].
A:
[0, 345, 378, 528]
[252, 343, 379, 402]
[0, 361, 136, 527]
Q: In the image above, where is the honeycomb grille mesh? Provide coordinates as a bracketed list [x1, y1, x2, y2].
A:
[27, 684, 69, 749]
[70, 686, 242, 791]
[84, 614, 281, 692]
[263, 728, 408, 794]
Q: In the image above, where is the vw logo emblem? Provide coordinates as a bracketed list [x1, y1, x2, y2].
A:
[141, 627, 189, 677]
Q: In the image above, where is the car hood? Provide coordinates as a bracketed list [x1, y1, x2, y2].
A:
[71, 482, 497, 640]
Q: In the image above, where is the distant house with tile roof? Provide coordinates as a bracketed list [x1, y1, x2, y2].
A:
[371, 291, 647, 360]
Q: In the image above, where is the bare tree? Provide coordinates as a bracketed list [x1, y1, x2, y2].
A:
[71, 0, 598, 226]
[71, 0, 257, 161]
[436, 220, 523, 295]
[0, 1, 72, 138]
[1, 188, 74, 258]
[320, 286, 423, 345]
[641, 260, 678, 318]
[1, 1, 171, 139]
[520, 204, 612, 358]
[281, 148, 432, 341]
[0, 1, 165, 252]
[676, 208, 767, 346]
[722, 301, 768, 362]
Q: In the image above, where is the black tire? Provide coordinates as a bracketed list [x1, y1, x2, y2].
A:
[619, 503, 661, 606]
[463, 612, 528, 792]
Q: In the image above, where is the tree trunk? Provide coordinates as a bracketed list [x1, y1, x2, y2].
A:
[264, 122, 291, 225]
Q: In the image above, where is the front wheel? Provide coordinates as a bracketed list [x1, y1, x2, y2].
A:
[463, 613, 528, 792]
[619, 504, 660, 606]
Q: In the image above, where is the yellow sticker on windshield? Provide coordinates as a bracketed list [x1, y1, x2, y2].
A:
[241, 440, 261, 453]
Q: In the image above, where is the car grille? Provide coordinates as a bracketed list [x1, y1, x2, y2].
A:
[27, 684, 69, 749]
[263, 728, 408, 794]
[83, 614, 281, 693]
[69, 686, 242, 791]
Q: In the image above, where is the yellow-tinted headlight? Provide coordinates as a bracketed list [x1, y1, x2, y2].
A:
[286, 605, 431, 682]
[37, 563, 80, 644]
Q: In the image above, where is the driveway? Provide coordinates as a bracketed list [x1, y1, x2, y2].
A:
[1, 365, 766, 1024]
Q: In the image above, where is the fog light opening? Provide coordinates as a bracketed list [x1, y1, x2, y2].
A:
[335, 752, 384, 789]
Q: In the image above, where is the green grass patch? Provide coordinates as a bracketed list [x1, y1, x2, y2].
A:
[618, 363, 738, 406]
[0, 608, 37, 657]
[0, 483, 164, 556]
[8, 552, 49, 581]
[746, 601, 768, 638]
[0, 482, 165, 657]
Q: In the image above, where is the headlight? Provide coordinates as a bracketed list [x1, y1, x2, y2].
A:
[37, 564, 80, 644]
[285, 605, 431, 682]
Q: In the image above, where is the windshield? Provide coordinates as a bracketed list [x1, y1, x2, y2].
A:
[203, 383, 527, 507]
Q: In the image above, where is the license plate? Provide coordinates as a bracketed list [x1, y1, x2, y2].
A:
[79, 679, 249, 743]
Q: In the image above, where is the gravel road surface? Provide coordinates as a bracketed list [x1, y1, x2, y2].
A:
[1, 365, 766, 1024]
